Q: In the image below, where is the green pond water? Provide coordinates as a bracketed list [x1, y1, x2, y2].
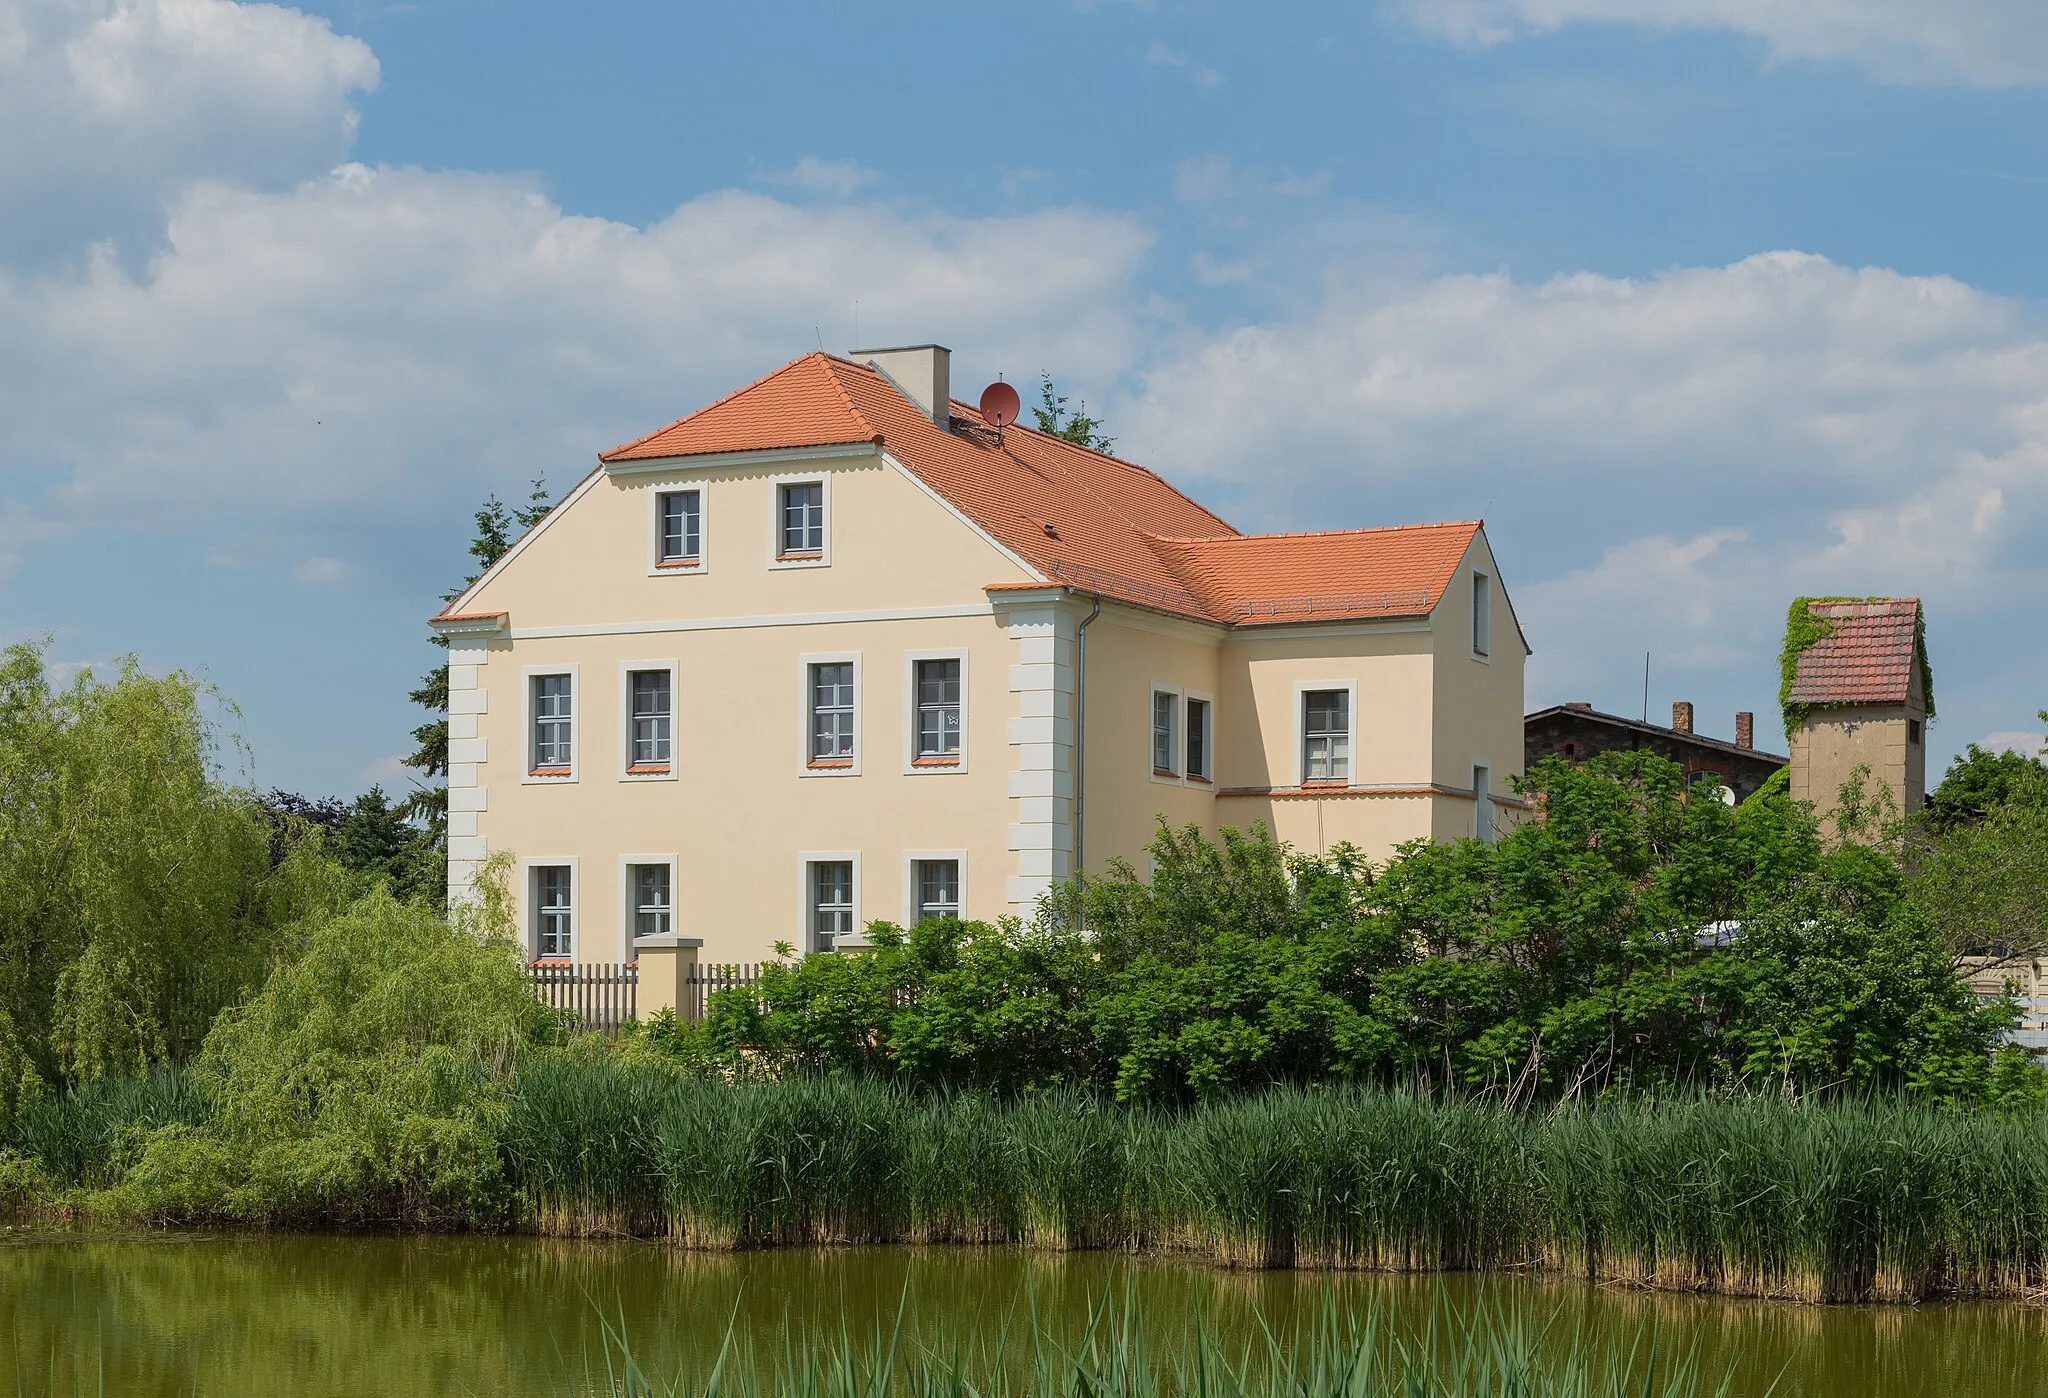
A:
[1, 1234, 2043, 1397]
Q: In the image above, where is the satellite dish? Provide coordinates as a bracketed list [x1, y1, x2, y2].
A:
[979, 380, 1021, 431]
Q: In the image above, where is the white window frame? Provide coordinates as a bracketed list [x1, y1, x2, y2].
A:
[1149, 684, 1182, 783]
[902, 649, 969, 774]
[523, 856, 580, 962]
[618, 853, 679, 960]
[799, 851, 863, 952]
[798, 651, 862, 776]
[647, 484, 708, 576]
[902, 850, 968, 926]
[1294, 679, 1358, 788]
[1472, 764, 1495, 844]
[1184, 689, 1215, 784]
[618, 660, 679, 782]
[1472, 570, 1492, 661]
[522, 665, 579, 784]
[768, 473, 832, 569]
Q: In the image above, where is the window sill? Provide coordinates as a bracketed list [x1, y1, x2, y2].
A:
[1187, 773, 1213, 786]
[807, 758, 855, 770]
[528, 767, 573, 778]
[531, 957, 573, 967]
[775, 550, 825, 562]
[625, 763, 672, 775]
[1299, 779, 1351, 789]
[911, 756, 961, 768]
[654, 559, 703, 571]
[1152, 768, 1180, 779]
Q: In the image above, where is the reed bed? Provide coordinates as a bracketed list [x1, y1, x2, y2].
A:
[4, 1069, 207, 1191]
[562, 1287, 1727, 1398]
[502, 1062, 2048, 1303]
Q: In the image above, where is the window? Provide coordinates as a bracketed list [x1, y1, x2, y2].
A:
[627, 670, 672, 770]
[1302, 689, 1351, 784]
[1908, 718, 1923, 745]
[780, 481, 824, 556]
[915, 658, 962, 761]
[535, 866, 573, 959]
[1152, 691, 1178, 775]
[1186, 697, 1211, 781]
[531, 674, 573, 772]
[629, 863, 672, 939]
[1472, 764, 1494, 843]
[656, 490, 701, 566]
[913, 858, 961, 923]
[1472, 572, 1492, 658]
[809, 662, 855, 764]
[811, 860, 854, 951]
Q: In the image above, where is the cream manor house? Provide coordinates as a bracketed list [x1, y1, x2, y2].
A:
[433, 345, 1528, 966]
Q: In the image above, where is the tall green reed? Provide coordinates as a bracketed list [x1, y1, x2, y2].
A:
[6, 1069, 206, 1191]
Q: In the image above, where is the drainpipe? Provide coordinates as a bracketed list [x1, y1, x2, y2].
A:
[1071, 593, 1102, 908]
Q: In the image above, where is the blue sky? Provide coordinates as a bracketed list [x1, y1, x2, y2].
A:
[4, 0, 2047, 799]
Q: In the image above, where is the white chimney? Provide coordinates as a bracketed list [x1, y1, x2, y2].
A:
[853, 343, 950, 427]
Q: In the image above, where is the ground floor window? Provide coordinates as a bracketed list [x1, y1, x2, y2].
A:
[811, 860, 854, 950]
[629, 862, 672, 938]
[535, 865, 573, 958]
[913, 858, 961, 923]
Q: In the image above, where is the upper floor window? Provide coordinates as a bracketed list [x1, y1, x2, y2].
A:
[656, 490, 701, 567]
[915, 658, 962, 762]
[535, 865, 573, 959]
[628, 669, 672, 771]
[780, 481, 824, 557]
[1186, 697, 1212, 782]
[1152, 691, 1178, 775]
[1908, 718, 1923, 745]
[531, 674, 574, 773]
[1472, 764, 1494, 843]
[1472, 571, 1492, 658]
[913, 858, 962, 923]
[810, 661, 856, 765]
[629, 862, 672, 939]
[1302, 689, 1350, 784]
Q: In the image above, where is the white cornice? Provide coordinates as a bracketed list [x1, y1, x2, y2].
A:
[601, 441, 882, 476]
[430, 612, 509, 637]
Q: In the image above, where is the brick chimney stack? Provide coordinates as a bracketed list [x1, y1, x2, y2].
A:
[1565, 701, 1592, 711]
[1672, 701, 1694, 734]
[1735, 711, 1754, 749]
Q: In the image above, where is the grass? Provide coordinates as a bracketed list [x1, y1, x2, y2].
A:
[556, 1287, 1734, 1398]
[4, 1069, 207, 1191]
[502, 1062, 2048, 1302]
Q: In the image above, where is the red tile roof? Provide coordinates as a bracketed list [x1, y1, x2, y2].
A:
[599, 352, 1484, 628]
[1785, 599, 1922, 706]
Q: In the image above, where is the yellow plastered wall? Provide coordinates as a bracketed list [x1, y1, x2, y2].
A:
[1428, 530, 1529, 842]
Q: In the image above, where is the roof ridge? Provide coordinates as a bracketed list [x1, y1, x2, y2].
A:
[1145, 520, 1482, 546]
[601, 353, 859, 461]
[818, 355, 887, 441]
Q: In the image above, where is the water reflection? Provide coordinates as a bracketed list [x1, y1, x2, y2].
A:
[0, 1235, 2038, 1397]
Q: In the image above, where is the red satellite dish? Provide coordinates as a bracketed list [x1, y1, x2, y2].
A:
[979, 380, 1021, 430]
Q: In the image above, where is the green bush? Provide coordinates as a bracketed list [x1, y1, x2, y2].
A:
[110, 885, 554, 1226]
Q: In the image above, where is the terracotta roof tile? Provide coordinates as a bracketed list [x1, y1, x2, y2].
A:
[597, 352, 1485, 628]
[1786, 599, 1922, 706]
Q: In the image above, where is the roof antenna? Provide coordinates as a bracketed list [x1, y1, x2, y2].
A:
[814, 326, 824, 351]
[853, 300, 859, 346]
[1642, 651, 1651, 723]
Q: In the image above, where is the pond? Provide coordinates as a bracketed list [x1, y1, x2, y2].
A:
[0, 1234, 2041, 1396]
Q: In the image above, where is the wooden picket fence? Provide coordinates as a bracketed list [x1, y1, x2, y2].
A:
[528, 960, 770, 1032]
[682, 962, 766, 1021]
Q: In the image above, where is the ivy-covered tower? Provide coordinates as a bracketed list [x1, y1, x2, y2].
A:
[1781, 597, 1932, 833]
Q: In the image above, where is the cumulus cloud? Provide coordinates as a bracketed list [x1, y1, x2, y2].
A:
[771, 156, 880, 199]
[0, 0, 377, 264]
[1115, 251, 2048, 748]
[1397, 0, 2048, 86]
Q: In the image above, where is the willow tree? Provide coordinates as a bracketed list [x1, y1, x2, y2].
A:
[0, 644, 284, 1107]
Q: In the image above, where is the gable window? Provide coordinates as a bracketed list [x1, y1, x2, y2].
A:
[1908, 718, 1923, 745]
[534, 865, 573, 959]
[809, 662, 856, 765]
[811, 860, 854, 951]
[1302, 689, 1351, 784]
[656, 490, 701, 567]
[531, 674, 574, 774]
[913, 858, 962, 923]
[627, 670, 672, 771]
[1472, 572, 1492, 658]
[629, 863, 672, 939]
[780, 481, 825, 557]
[914, 658, 962, 763]
[1186, 697, 1212, 782]
[1152, 691, 1179, 775]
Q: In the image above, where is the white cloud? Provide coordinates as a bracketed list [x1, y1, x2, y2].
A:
[0, 0, 377, 264]
[1173, 153, 1328, 202]
[1981, 730, 2047, 758]
[1116, 251, 2048, 748]
[772, 156, 879, 199]
[0, 166, 1153, 577]
[1398, 0, 2048, 86]
[1143, 39, 1225, 88]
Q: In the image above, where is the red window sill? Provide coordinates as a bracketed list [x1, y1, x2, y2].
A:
[529, 767, 572, 777]
[911, 756, 961, 768]
[808, 759, 854, 769]
[777, 551, 824, 562]
[1153, 768, 1180, 779]
[1188, 774, 1213, 785]
[626, 764, 671, 775]
[655, 559, 702, 570]
[531, 958, 572, 968]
